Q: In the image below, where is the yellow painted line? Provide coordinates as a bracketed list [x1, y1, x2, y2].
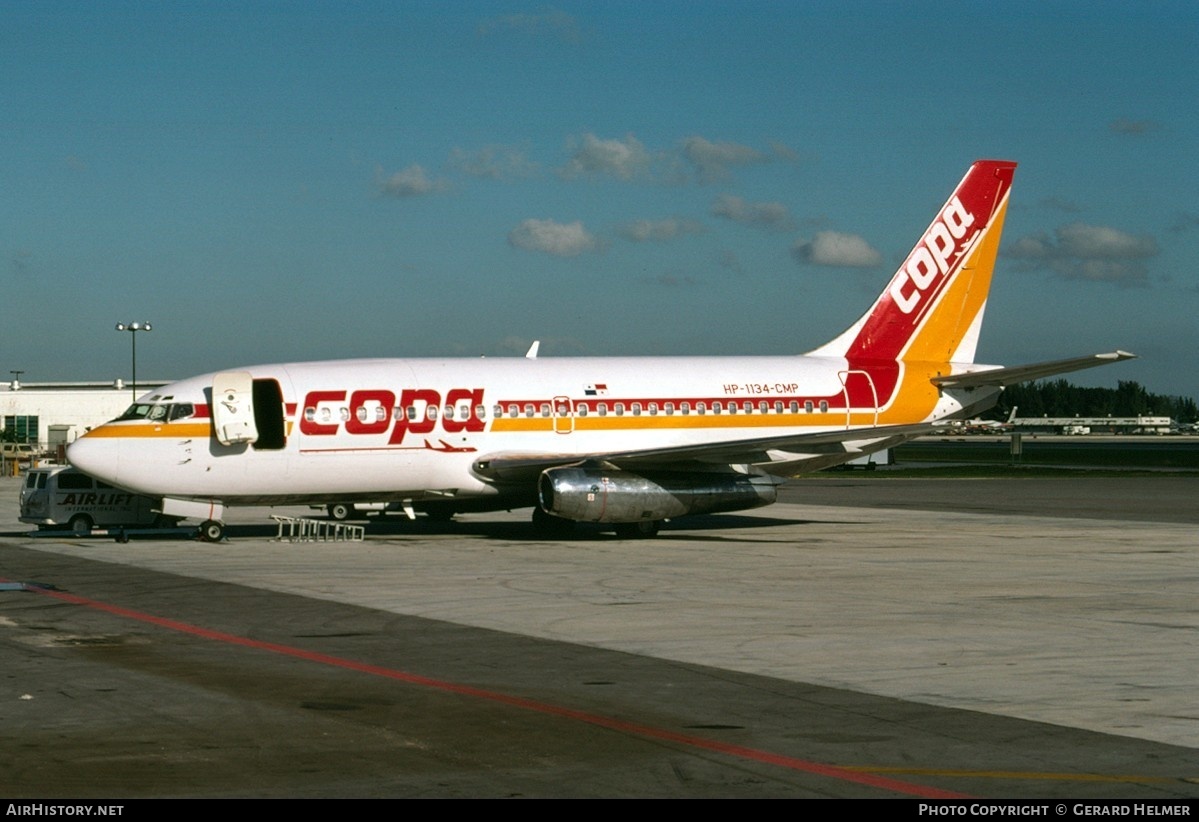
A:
[81, 423, 212, 438]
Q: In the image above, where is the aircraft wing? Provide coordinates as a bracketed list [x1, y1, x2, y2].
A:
[472, 421, 939, 482]
[930, 351, 1136, 390]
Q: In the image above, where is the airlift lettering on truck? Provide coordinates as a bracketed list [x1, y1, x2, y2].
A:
[58, 492, 137, 507]
[67, 160, 1137, 542]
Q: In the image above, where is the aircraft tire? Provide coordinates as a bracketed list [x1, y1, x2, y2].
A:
[531, 507, 575, 536]
[614, 520, 660, 539]
[199, 520, 225, 542]
[327, 503, 352, 521]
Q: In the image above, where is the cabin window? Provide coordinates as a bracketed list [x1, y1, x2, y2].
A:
[712, 401, 722, 415]
[426, 405, 438, 421]
[759, 401, 769, 414]
[774, 401, 784, 414]
[697, 402, 706, 415]
[476, 404, 487, 420]
[524, 403, 535, 418]
[819, 400, 829, 413]
[540, 403, 551, 418]
[804, 401, 814, 413]
[681, 402, 690, 415]
[508, 404, 519, 417]
[358, 405, 386, 424]
[631, 402, 642, 416]
[648, 402, 657, 416]
[664, 402, 675, 415]
[597, 403, 608, 417]
[577, 404, 588, 417]
[614, 402, 625, 416]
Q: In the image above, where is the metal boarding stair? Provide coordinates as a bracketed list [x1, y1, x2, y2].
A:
[271, 515, 365, 543]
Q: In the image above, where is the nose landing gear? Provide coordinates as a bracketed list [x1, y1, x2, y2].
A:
[197, 520, 225, 542]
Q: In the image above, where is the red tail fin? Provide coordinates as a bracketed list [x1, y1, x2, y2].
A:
[810, 160, 1017, 365]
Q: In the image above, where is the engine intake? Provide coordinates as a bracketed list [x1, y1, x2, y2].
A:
[538, 466, 778, 524]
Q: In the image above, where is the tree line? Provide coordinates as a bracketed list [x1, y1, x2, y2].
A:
[996, 380, 1197, 422]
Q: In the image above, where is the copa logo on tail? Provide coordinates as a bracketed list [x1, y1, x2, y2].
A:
[889, 195, 977, 315]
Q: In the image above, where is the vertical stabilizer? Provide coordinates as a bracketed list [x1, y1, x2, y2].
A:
[809, 160, 1016, 365]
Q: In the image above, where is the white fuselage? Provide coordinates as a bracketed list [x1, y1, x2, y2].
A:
[66, 353, 991, 508]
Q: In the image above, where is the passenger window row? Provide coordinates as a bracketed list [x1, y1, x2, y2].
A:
[300, 399, 833, 423]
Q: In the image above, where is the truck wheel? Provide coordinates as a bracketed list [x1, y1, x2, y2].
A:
[68, 514, 94, 536]
[199, 520, 225, 542]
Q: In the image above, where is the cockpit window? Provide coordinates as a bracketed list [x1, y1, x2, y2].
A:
[116, 403, 155, 421]
[115, 402, 195, 422]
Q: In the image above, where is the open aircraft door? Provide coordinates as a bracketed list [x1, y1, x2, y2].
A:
[212, 371, 259, 445]
[838, 370, 879, 429]
[552, 395, 574, 434]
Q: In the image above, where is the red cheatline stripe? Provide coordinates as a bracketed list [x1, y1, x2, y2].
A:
[16, 581, 969, 799]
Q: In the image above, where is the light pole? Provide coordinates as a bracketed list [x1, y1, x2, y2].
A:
[115, 322, 152, 400]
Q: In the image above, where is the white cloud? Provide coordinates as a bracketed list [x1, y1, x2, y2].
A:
[618, 218, 705, 243]
[377, 164, 447, 197]
[449, 145, 538, 180]
[508, 218, 597, 256]
[476, 8, 582, 43]
[1006, 222, 1158, 287]
[559, 133, 651, 181]
[640, 271, 699, 287]
[681, 136, 766, 183]
[1109, 118, 1160, 136]
[710, 195, 793, 231]
[791, 231, 883, 268]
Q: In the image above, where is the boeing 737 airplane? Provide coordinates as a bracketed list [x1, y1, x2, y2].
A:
[68, 160, 1133, 540]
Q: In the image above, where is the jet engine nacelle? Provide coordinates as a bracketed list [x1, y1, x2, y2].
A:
[538, 466, 778, 524]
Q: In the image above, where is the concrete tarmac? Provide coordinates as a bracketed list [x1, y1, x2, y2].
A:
[1, 474, 1196, 798]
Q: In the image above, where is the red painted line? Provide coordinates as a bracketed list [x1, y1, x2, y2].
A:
[15, 581, 969, 799]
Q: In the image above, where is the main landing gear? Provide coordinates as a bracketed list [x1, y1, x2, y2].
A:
[613, 520, 661, 539]
[530, 509, 663, 539]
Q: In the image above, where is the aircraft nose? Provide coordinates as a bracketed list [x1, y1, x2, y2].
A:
[66, 434, 121, 486]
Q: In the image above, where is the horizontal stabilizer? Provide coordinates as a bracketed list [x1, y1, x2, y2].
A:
[930, 351, 1136, 389]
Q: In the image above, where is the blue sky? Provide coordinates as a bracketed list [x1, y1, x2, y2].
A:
[4, 1, 1197, 402]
